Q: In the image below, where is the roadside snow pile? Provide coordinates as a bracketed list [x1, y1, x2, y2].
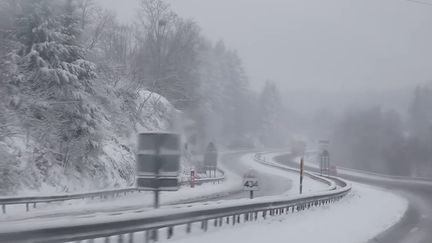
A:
[165, 182, 408, 243]
[0, 152, 243, 221]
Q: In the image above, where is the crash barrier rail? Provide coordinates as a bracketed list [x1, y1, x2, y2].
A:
[281, 151, 432, 183]
[0, 153, 351, 243]
[337, 166, 432, 183]
[254, 153, 338, 189]
[0, 170, 225, 214]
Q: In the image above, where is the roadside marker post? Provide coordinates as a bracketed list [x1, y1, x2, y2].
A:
[190, 169, 196, 188]
[300, 157, 304, 194]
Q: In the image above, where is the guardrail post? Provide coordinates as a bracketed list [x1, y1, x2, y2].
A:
[201, 220, 208, 231]
[167, 227, 173, 239]
[144, 231, 150, 243]
[226, 217, 229, 224]
[214, 219, 218, 227]
[186, 223, 192, 233]
[128, 233, 134, 243]
[237, 215, 240, 224]
[262, 211, 266, 219]
[219, 217, 223, 226]
[104, 236, 110, 243]
[26, 203, 29, 212]
[232, 215, 236, 225]
[118, 234, 124, 243]
[2, 204, 5, 214]
[151, 230, 158, 242]
[33, 202, 36, 208]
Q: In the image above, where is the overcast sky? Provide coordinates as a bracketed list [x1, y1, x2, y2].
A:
[97, 0, 432, 92]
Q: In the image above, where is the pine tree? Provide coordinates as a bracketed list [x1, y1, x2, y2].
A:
[15, 0, 99, 171]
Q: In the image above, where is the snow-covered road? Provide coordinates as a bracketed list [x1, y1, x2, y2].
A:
[275, 152, 432, 243]
[0, 151, 408, 243]
[156, 153, 408, 243]
[0, 151, 322, 223]
[162, 182, 407, 243]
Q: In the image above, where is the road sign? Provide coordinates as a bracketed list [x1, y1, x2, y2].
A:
[243, 170, 258, 199]
[136, 177, 179, 191]
[243, 170, 259, 191]
[136, 132, 181, 203]
[136, 153, 180, 177]
[203, 142, 218, 174]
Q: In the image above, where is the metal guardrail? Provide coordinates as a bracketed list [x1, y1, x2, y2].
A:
[0, 152, 351, 243]
[254, 153, 337, 189]
[302, 150, 432, 182]
[0, 171, 225, 214]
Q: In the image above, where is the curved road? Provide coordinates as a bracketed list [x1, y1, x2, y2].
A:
[274, 153, 432, 243]
[216, 151, 293, 200]
[0, 151, 293, 223]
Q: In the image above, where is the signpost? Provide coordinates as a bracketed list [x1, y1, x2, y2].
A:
[299, 157, 304, 194]
[136, 132, 181, 208]
[203, 142, 218, 178]
[243, 170, 259, 199]
[190, 169, 196, 188]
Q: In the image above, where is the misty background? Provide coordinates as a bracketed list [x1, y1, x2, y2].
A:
[0, 0, 432, 196]
[98, 0, 432, 175]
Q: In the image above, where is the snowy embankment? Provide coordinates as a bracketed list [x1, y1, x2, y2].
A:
[0, 155, 238, 221]
[0, 151, 245, 221]
[159, 153, 408, 243]
[0, 151, 328, 224]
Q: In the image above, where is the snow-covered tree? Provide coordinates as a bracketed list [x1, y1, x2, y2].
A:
[14, 0, 100, 172]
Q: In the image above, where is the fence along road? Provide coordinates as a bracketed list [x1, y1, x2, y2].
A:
[0, 152, 351, 243]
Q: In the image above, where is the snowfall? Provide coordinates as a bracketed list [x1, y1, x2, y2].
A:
[0, 152, 408, 243]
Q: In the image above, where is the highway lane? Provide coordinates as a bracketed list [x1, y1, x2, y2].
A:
[274, 153, 432, 243]
[0, 151, 293, 223]
[214, 151, 293, 200]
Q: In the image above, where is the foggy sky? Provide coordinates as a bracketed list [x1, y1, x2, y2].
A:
[97, 0, 432, 92]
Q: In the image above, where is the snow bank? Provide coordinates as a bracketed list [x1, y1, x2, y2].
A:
[164, 181, 408, 243]
[0, 152, 242, 221]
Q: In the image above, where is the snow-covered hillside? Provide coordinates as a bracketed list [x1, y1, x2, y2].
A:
[0, 85, 177, 196]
